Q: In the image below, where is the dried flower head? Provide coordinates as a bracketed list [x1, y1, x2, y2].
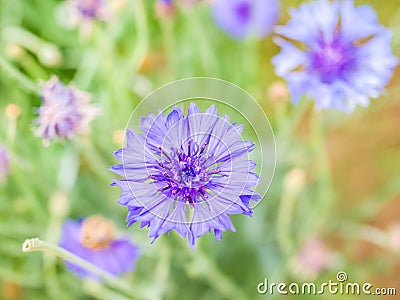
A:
[111, 103, 260, 249]
[35, 76, 98, 145]
[272, 0, 398, 112]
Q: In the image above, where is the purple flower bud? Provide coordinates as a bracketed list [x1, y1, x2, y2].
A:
[35, 76, 98, 145]
[71, 0, 108, 21]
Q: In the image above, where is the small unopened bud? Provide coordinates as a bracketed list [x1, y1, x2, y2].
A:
[49, 191, 69, 218]
[5, 103, 21, 119]
[155, 0, 176, 18]
[268, 81, 289, 102]
[111, 0, 127, 11]
[6, 43, 25, 60]
[1, 281, 22, 300]
[113, 129, 125, 145]
[132, 75, 154, 97]
[284, 168, 306, 193]
[38, 44, 62, 67]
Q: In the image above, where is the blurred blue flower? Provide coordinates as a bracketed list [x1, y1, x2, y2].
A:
[111, 103, 260, 249]
[35, 76, 98, 145]
[212, 0, 280, 39]
[71, 0, 108, 21]
[272, 0, 398, 112]
[0, 145, 9, 183]
[59, 216, 139, 279]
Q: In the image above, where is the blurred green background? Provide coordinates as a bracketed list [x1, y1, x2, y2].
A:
[1, 0, 400, 299]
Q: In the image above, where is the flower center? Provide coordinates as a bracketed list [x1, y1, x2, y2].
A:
[150, 139, 221, 206]
[309, 36, 357, 84]
[235, 2, 251, 24]
[80, 215, 115, 250]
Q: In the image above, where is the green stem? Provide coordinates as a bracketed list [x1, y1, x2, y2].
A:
[43, 193, 68, 300]
[275, 99, 311, 162]
[83, 279, 133, 300]
[3, 27, 51, 53]
[161, 17, 176, 79]
[276, 187, 298, 257]
[12, 167, 47, 220]
[339, 223, 389, 248]
[128, 0, 149, 75]
[72, 48, 100, 89]
[312, 112, 334, 215]
[0, 56, 40, 93]
[78, 138, 111, 184]
[6, 117, 17, 146]
[22, 238, 147, 300]
[187, 249, 249, 300]
[151, 239, 171, 299]
[186, 8, 219, 76]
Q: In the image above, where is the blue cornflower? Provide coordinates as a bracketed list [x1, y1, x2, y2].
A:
[212, 0, 280, 39]
[111, 103, 260, 249]
[59, 216, 140, 279]
[272, 0, 398, 112]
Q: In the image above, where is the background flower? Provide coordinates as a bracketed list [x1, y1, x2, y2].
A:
[35, 76, 98, 145]
[111, 103, 260, 249]
[212, 0, 280, 39]
[272, 0, 398, 112]
[290, 238, 336, 280]
[59, 216, 140, 278]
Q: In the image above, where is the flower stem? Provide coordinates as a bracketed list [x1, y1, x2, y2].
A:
[77, 137, 111, 184]
[339, 223, 389, 248]
[0, 55, 40, 94]
[128, 0, 149, 75]
[311, 112, 334, 217]
[22, 238, 147, 300]
[276, 187, 298, 257]
[186, 246, 249, 300]
[275, 99, 311, 162]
